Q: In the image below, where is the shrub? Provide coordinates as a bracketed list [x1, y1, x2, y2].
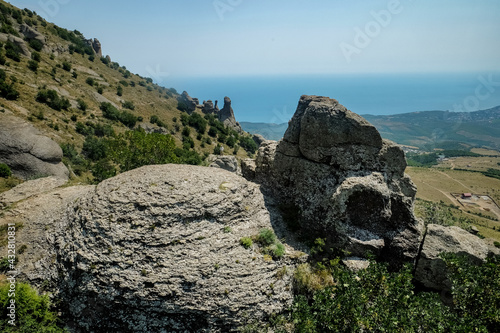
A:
[82, 136, 108, 161]
[116, 85, 123, 96]
[271, 242, 285, 258]
[31, 51, 41, 62]
[77, 98, 87, 111]
[177, 101, 188, 112]
[239, 136, 258, 154]
[36, 89, 70, 111]
[91, 159, 116, 184]
[86, 77, 95, 86]
[28, 38, 43, 51]
[182, 127, 191, 137]
[62, 61, 71, 71]
[0, 163, 11, 178]
[187, 113, 207, 134]
[100, 56, 110, 65]
[0, 282, 65, 332]
[257, 228, 276, 246]
[4, 41, 21, 62]
[240, 237, 253, 249]
[27, 60, 38, 72]
[122, 101, 135, 110]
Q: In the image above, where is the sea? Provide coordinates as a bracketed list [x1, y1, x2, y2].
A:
[165, 72, 500, 123]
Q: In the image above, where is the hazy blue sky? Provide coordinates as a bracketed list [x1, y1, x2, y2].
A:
[8, 0, 500, 83]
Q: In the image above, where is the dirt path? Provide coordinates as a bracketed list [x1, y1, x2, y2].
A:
[421, 181, 457, 205]
[437, 171, 472, 192]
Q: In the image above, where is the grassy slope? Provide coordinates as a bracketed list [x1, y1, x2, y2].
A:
[0, 1, 252, 170]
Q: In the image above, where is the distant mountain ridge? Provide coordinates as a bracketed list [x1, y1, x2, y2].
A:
[241, 105, 500, 151]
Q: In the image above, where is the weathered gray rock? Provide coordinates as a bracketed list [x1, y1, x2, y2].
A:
[39, 165, 295, 332]
[178, 91, 197, 114]
[0, 114, 69, 180]
[248, 95, 424, 268]
[252, 134, 266, 146]
[89, 38, 102, 57]
[414, 224, 499, 291]
[207, 154, 240, 173]
[19, 24, 46, 44]
[138, 122, 169, 135]
[219, 96, 243, 133]
[0, 176, 66, 208]
[202, 100, 218, 114]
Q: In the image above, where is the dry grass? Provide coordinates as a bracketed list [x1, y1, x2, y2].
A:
[435, 156, 500, 172]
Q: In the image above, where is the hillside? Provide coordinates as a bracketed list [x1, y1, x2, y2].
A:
[0, 0, 258, 184]
[242, 106, 500, 151]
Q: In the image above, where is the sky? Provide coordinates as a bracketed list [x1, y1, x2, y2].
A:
[7, 0, 500, 83]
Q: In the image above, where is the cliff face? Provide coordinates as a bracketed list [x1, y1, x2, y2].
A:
[244, 95, 425, 268]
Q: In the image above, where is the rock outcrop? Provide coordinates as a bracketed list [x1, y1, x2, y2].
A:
[414, 224, 499, 291]
[202, 100, 218, 114]
[219, 96, 243, 133]
[0, 34, 31, 57]
[178, 91, 198, 114]
[11, 165, 296, 332]
[19, 24, 46, 44]
[245, 95, 424, 268]
[0, 114, 69, 180]
[207, 154, 240, 174]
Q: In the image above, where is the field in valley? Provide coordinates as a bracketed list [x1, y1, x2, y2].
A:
[406, 166, 500, 241]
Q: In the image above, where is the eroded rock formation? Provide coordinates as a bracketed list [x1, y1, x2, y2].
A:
[0, 114, 69, 180]
[244, 95, 425, 268]
[12, 165, 296, 332]
[178, 91, 198, 114]
[219, 96, 243, 133]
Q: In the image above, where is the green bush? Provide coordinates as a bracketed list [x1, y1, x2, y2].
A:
[0, 69, 19, 100]
[91, 159, 116, 183]
[257, 228, 276, 246]
[36, 89, 70, 111]
[122, 101, 135, 110]
[116, 85, 123, 96]
[28, 39, 43, 52]
[4, 41, 20, 62]
[0, 282, 65, 332]
[77, 98, 87, 111]
[187, 113, 207, 134]
[62, 61, 71, 72]
[239, 136, 258, 154]
[100, 102, 137, 128]
[27, 60, 38, 72]
[85, 77, 95, 86]
[31, 51, 41, 62]
[240, 237, 253, 249]
[289, 260, 483, 332]
[0, 163, 11, 178]
[182, 127, 191, 137]
[443, 254, 500, 332]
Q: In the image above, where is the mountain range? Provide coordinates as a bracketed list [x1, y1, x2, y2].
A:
[241, 105, 500, 151]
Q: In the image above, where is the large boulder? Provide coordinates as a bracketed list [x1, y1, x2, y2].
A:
[414, 224, 499, 291]
[0, 114, 69, 180]
[19, 24, 46, 44]
[248, 95, 424, 268]
[34, 165, 295, 332]
[0, 34, 31, 57]
[207, 154, 240, 173]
